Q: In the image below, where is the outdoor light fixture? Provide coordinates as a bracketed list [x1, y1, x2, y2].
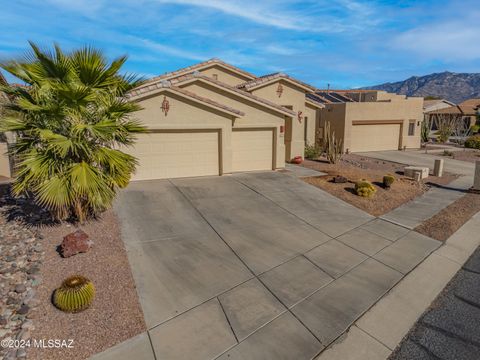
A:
[276, 83, 283, 97]
[297, 111, 303, 123]
[161, 96, 170, 116]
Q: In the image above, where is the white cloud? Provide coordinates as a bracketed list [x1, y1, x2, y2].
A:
[132, 38, 206, 61]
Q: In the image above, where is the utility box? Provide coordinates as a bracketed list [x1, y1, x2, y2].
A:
[404, 166, 429, 179]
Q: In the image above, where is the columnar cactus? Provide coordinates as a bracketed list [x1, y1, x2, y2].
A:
[53, 275, 95, 313]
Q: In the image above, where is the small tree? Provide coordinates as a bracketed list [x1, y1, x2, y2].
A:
[433, 113, 459, 143]
[0, 42, 146, 222]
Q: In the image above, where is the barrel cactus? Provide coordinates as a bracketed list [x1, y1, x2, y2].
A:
[355, 180, 376, 197]
[383, 174, 395, 189]
[53, 275, 95, 313]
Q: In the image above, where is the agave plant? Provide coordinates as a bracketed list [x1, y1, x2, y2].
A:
[0, 42, 146, 222]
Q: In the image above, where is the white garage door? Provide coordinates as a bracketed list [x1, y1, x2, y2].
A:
[231, 129, 274, 172]
[350, 124, 400, 152]
[126, 131, 219, 180]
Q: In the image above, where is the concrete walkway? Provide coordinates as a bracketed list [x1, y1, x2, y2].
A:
[92, 171, 446, 360]
[317, 212, 480, 360]
[358, 150, 475, 229]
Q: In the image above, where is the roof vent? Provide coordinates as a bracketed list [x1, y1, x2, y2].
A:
[160, 80, 170, 87]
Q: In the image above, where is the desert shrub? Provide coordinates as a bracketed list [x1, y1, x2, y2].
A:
[470, 125, 480, 134]
[383, 174, 395, 189]
[304, 143, 321, 160]
[442, 150, 454, 156]
[53, 275, 95, 313]
[323, 121, 343, 164]
[355, 180, 376, 197]
[465, 136, 480, 150]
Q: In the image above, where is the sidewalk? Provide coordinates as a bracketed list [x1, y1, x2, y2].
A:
[317, 211, 480, 360]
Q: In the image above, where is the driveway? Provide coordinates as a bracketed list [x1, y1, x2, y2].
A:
[109, 171, 441, 360]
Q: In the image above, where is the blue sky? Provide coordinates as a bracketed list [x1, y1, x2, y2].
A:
[1, 0, 479, 88]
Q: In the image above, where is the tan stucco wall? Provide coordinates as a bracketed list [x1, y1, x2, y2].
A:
[0, 142, 11, 178]
[304, 103, 318, 145]
[319, 96, 423, 152]
[318, 104, 347, 147]
[133, 91, 235, 174]
[180, 81, 286, 168]
[250, 81, 307, 161]
[198, 65, 253, 86]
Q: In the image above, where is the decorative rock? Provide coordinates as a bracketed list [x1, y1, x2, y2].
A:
[16, 304, 29, 315]
[15, 284, 26, 293]
[60, 229, 93, 257]
[333, 175, 348, 183]
[0, 316, 7, 326]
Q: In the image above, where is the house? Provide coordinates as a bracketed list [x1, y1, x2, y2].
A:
[125, 60, 324, 181]
[312, 90, 423, 153]
[425, 98, 480, 132]
[423, 99, 456, 113]
[0, 71, 12, 178]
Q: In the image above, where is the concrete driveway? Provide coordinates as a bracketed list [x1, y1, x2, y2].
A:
[109, 171, 441, 360]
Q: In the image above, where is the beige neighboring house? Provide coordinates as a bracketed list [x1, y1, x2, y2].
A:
[423, 99, 456, 113]
[0, 71, 12, 179]
[313, 90, 423, 153]
[426, 98, 480, 131]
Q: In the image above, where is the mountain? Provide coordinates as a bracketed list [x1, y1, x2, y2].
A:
[361, 72, 480, 104]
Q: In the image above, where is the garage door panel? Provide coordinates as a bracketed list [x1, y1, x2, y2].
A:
[232, 129, 273, 172]
[126, 132, 219, 180]
[350, 124, 400, 152]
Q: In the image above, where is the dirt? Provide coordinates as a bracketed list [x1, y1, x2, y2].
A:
[415, 192, 480, 241]
[300, 154, 458, 216]
[439, 149, 480, 163]
[27, 210, 146, 360]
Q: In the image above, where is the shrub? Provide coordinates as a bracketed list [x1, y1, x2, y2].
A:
[355, 180, 376, 197]
[53, 275, 95, 313]
[383, 174, 395, 189]
[465, 136, 480, 150]
[470, 125, 480, 134]
[304, 143, 321, 160]
[442, 150, 454, 156]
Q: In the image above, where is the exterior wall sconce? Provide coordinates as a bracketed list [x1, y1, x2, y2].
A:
[161, 96, 170, 116]
[276, 83, 283, 98]
[297, 111, 303, 123]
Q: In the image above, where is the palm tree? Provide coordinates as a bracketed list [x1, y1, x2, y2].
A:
[0, 42, 146, 222]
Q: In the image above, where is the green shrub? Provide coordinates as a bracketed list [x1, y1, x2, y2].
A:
[53, 275, 95, 313]
[383, 174, 395, 189]
[470, 125, 480, 134]
[465, 136, 480, 150]
[355, 180, 376, 197]
[442, 150, 454, 156]
[304, 143, 321, 160]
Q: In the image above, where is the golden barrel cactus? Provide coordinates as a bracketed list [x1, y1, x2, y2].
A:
[53, 275, 95, 313]
[355, 180, 376, 197]
[383, 174, 396, 189]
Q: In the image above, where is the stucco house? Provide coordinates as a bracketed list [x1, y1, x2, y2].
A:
[312, 90, 423, 153]
[423, 99, 456, 113]
[125, 59, 326, 180]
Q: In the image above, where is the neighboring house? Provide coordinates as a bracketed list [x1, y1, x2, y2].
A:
[125, 59, 324, 181]
[423, 99, 456, 113]
[426, 98, 480, 132]
[312, 90, 423, 153]
[0, 71, 12, 178]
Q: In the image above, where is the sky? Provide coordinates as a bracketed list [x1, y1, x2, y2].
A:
[0, 0, 479, 88]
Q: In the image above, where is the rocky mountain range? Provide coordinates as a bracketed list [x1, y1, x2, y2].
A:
[361, 72, 480, 104]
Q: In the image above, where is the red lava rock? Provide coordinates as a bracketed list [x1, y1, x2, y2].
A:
[60, 230, 93, 258]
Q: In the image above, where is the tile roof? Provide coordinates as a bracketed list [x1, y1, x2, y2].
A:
[236, 72, 317, 92]
[126, 81, 245, 116]
[136, 58, 256, 90]
[428, 99, 480, 115]
[169, 73, 296, 117]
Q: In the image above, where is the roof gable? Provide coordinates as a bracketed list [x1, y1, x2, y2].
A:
[170, 74, 296, 117]
[137, 59, 256, 90]
[126, 82, 244, 118]
[236, 72, 316, 93]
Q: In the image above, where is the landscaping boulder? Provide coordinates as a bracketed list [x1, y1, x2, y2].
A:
[60, 230, 93, 258]
[333, 175, 348, 183]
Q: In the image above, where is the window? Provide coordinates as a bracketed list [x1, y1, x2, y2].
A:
[408, 122, 415, 136]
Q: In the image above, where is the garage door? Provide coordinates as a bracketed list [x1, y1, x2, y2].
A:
[350, 124, 400, 152]
[126, 131, 219, 180]
[231, 129, 274, 172]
